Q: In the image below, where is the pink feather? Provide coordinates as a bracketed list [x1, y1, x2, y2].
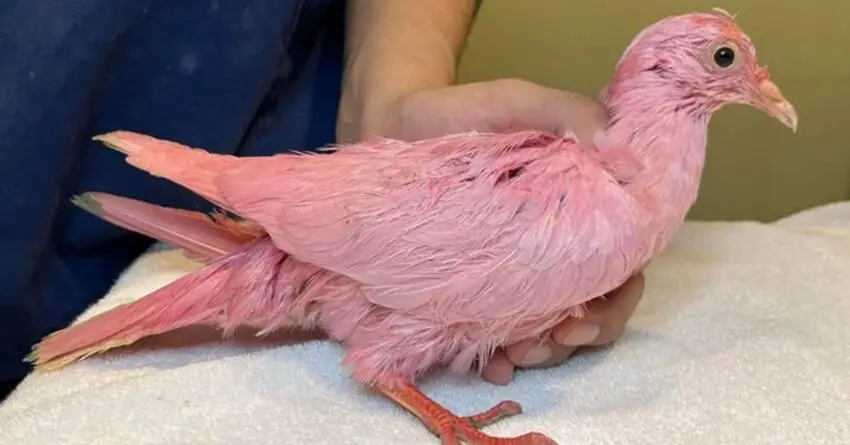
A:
[71, 192, 263, 262]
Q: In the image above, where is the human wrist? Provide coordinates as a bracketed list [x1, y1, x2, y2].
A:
[335, 0, 476, 142]
[337, 46, 456, 142]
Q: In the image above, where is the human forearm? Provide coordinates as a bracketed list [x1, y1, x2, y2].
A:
[337, 0, 479, 140]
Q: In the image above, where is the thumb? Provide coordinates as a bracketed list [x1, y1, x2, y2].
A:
[387, 79, 609, 143]
[539, 89, 610, 145]
[472, 79, 609, 144]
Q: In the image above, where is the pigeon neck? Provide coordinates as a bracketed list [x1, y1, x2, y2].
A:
[601, 84, 711, 222]
[604, 90, 710, 162]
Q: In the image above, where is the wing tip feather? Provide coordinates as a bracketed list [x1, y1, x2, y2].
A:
[70, 192, 106, 216]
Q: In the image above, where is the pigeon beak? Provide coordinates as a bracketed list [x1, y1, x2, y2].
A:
[753, 79, 798, 133]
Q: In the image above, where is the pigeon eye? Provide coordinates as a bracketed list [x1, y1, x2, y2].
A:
[713, 46, 736, 68]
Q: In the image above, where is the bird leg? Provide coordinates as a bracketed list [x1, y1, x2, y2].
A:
[376, 382, 558, 445]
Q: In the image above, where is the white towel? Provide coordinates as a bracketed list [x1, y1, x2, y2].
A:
[2, 202, 849, 445]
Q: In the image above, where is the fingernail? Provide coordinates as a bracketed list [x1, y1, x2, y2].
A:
[558, 322, 599, 346]
[518, 345, 552, 366]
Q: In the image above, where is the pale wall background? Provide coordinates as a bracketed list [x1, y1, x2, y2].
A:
[458, 0, 850, 221]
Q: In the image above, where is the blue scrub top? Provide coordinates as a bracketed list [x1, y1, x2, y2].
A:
[0, 0, 346, 386]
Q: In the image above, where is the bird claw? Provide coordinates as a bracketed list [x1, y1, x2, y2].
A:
[378, 383, 558, 445]
[461, 400, 523, 428]
[434, 402, 557, 445]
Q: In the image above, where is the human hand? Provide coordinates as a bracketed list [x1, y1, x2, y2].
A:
[338, 78, 609, 144]
[340, 78, 646, 385]
[482, 273, 646, 385]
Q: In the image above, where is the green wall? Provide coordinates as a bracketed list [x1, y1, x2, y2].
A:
[458, 0, 850, 221]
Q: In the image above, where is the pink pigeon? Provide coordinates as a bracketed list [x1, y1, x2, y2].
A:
[29, 9, 797, 445]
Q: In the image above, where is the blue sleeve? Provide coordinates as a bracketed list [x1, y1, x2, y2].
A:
[0, 0, 345, 386]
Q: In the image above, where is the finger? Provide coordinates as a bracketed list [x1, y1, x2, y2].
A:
[502, 334, 581, 369]
[522, 342, 580, 369]
[552, 273, 646, 347]
[545, 89, 610, 144]
[504, 337, 550, 366]
[503, 273, 646, 370]
[586, 273, 646, 345]
[551, 318, 601, 347]
[500, 83, 608, 143]
[480, 350, 516, 385]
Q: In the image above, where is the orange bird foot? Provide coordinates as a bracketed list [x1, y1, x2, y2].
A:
[378, 382, 558, 445]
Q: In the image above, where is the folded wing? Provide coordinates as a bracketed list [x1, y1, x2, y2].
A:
[214, 131, 632, 314]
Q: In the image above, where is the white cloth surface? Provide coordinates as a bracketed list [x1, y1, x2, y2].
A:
[2, 202, 849, 445]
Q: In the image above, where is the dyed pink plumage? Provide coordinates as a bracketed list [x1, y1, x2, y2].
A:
[29, 10, 796, 445]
